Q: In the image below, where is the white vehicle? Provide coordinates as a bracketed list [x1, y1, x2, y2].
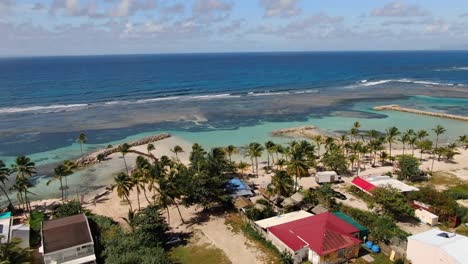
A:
[315, 171, 341, 184]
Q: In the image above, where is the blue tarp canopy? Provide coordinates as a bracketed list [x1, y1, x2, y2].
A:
[227, 178, 254, 197]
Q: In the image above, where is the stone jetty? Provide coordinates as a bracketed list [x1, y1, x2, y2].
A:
[75, 133, 171, 167]
[373, 105, 468, 121]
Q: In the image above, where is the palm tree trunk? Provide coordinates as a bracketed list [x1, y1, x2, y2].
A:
[123, 156, 129, 174]
[143, 188, 151, 204]
[267, 154, 270, 168]
[136, 188, 141, 211]
[251, 158, 254, 173]
[172, 199, 185, 223]
[402, 144, 405, 155]
[17, 192, 24, 211]
[24, 191, 30, 212]
[255, 157, 259, 176]
[0, 186, 13, 207]
[125, 194, 133, 211]
[60, 177, 65, 202]
[80, 142, 83, 155]
[166, 207, 170, 225]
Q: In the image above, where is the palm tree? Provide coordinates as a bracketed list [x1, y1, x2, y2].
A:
[400, 132, 411, 155]
[0, 161, 13, 207]
[47, 161, 75, 202]
[147, 143, 155, 154]
[237, 161, 249, 176]
[134, 156, 152, 204]
[11, 156, 36, 179]
[77, 133, 87, 155]
[118, 143, 131, 174]
[0, 236, 32, 263]
[247, 142, 264, 176]
[431, 125, 446, 172]
[385, 126, 400, 161]
[276, 158, 286, 170]
[313, 135, 324, 158]
[287, 144, 309, 191]
[458, 135, 468, 149]
[171, 145, 184, 161]
[11, 177, 33, 212]
[265, 141, 276, 168]
[112, 172, 134, 211]
[225, 145, 238, 162]
[432, 125, 446, 150]
[269, 170, 294, 197]
[11, 156, 36, 211]
[408, 136, 418, 156]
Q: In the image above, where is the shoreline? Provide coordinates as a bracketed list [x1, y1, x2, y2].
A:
[75, 133, 171, 167]
[373, 104, 468, 121]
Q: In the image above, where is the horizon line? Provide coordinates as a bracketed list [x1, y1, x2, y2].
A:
[2, 49, 468, 59]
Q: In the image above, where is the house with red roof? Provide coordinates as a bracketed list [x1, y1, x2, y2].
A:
[267, 212, 361, 264]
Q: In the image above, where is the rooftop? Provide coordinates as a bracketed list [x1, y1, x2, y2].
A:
[351, 177, 376, 193]
[408, 229, 468, 264]
[42, 214, 93, 254]
[227, 178, 254, 197]
[366, 176, 419, 192]
[254, 210, 313, 229]
[268, 212, 361, 255]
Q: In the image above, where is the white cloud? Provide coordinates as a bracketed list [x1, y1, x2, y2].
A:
[372, 1, 430, 17]
[192, 0, 233, 15]
[0, 0, 15, 14]
[112, 0, 156, 17]
[260, 0, 301, 18]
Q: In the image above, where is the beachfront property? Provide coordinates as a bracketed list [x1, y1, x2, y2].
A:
[40, 214, 96, 264]
[351, 176, 419, 194]
[406, 229, 468, 264]
[0, 211, 12, 243]
[254, 210, 313, 236]
[257, 211, 361, 264]
[281, 192, 305, 208]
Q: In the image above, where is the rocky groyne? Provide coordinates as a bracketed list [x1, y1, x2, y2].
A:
[373, 105, 468, 121]
[75, 133, 171, 167]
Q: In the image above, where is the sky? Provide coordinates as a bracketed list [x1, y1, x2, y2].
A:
[1, 0, 468, 56]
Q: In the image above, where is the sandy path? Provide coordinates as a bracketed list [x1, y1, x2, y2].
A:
[197, 216, 265, 264]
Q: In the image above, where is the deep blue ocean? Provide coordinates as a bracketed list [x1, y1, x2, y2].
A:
[2, 51, 468, 108]
[1, 51, 468, 159]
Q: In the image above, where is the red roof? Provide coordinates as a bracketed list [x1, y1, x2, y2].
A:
[268, 212, 361, 255]
[351, 177, 376, 193]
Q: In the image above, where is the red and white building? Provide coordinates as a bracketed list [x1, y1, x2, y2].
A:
[266, 212, 361, 264]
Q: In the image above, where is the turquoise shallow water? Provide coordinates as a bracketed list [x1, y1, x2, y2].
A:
[1, 95, 467, 168]
[1, 95, 467, 203]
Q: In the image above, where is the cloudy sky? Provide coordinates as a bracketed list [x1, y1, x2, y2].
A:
[1, 0, 468, 56]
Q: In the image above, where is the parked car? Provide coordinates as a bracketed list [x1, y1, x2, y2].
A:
[332, 190, 347, 200]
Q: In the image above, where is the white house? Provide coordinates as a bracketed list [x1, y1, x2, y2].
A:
[40, 214, 96, 264]
[407, 229, 468, 264]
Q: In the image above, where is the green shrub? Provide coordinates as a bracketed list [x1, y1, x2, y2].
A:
[29, 211, 44, 247]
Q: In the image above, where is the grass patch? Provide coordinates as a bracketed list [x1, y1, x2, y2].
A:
[29, 211, 44, 247]
[444, 183, 468, 200]
[225, 213, 282, 264]
[355, 247, 397, 264]
[169, 243, 231, 264]
[428, 171, 464, 187]
[456, 225, 468, 236]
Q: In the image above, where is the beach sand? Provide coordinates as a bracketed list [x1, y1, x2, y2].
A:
[27, 128, 468, 264]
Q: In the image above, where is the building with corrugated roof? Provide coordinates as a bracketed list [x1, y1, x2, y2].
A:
[40, 214, 96, 264]
[266, 212, 361, 264]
